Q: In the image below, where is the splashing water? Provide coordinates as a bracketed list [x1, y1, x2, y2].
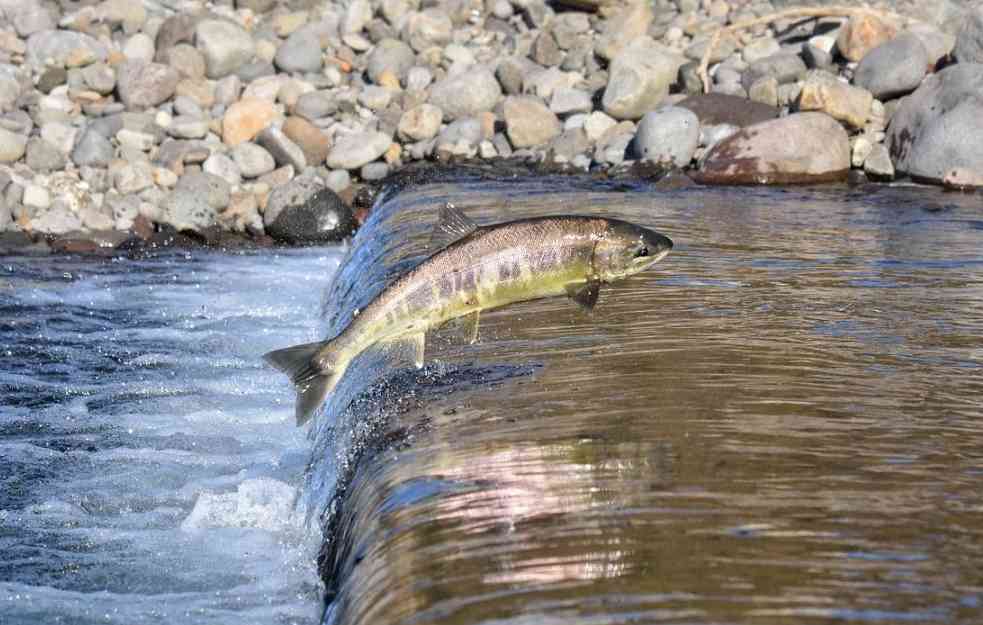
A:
[0, 248, 344, 625]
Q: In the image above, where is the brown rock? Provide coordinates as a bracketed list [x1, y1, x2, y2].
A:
[676, 93, 779, 127]
[695, 112, 850, 185]
[282, 116, 330, 165]
[222, 98, 277, 146]
[835, 13, 896, 62]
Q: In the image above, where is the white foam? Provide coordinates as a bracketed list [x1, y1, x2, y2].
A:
[1, 248, 345, 625]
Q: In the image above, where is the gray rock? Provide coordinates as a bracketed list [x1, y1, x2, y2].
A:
[551, 13, 590, 50]
[232, 142, 275, 178]
[594, 128, 634, 166]
[176, 171, 231, 210]
[173, 96, 204, 117]
[13, 5, 54, 38]
[496, 57, 533, 96]
[214, 76, 242, 106]
[195, 19, 255, 79]
[263, 175, 355, 243]
[31, 202, 81, 234]
[854, 34, 929, 99]
[358, 86, 392, 110]
[114, 161, 154, 194]
[81, 63, 116, 95]
[802, 42, 832, 70]
[697, 112, 850, 184]
[864, 142, 894, 180]
[887, 63, 983, 184]
[549, 127, 590, 162]
[237, 0, 277, 13]
[905, 24, 954, 68]
[954, 5, 983, 63]
[404, 9, 453, 52]
[602, 38, 685, 120]
[326, 131, 392, 169]
[257, 126, 307, 171]
[596, 1, 654, 61]
[71, 129, 114, 167]
[154, 14, 200, 62]
[503, 95, 561, 148]
[40, 122, 77, 156]
[343, 0, 373, 34]
[325, 169, 351, 193]
[361, 162, 389, 181]
[0, 127, 26, 163]
[166, 115, 209, 139]
[117, 61, 179, 109]
[368, 39, 415, 84]
[742, 54, 807, 92]
[25, 137, 65, 172]
[26, 30, 108, 69]
[429, 68, 502, 121]
[162, 189, 217, 231]
[106, 193, 140, 230]
[0, 197, 11, 231]
[275, 28, 323, 74]
[532, 31, 563, 67]
[406, 66, 433, 91]
[123, 33, 155, 63]
[293, 91, 337, 120]
[699, 123, 739, 149]
[398, 103, 442, 141]
[202, 153, 242, 187]
[633, 106, 699, 167]
[436, 117, 483, 151]
[37, 67, 67, 94]
[549, 88, 592, 116]
[163, 44, 207, 80]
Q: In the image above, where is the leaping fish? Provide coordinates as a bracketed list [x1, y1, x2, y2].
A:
[264, 203, 674, 425]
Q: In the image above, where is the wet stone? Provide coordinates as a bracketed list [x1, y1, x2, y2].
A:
[263, 175, 355, 243]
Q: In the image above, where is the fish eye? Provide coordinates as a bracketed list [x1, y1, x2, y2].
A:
[635, 246, 649, 258]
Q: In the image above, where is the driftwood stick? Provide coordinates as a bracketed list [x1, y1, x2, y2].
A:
[697, 6, 900, 94]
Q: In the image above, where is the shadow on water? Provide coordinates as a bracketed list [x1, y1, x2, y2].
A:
[308, 175, 983, 625]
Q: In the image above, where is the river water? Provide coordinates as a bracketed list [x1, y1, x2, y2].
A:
[3, 177, 983, 625]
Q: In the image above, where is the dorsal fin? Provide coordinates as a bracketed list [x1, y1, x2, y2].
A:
[429, 202, 478, 249]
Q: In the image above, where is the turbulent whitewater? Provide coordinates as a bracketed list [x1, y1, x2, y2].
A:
[1, 248, 344, 625]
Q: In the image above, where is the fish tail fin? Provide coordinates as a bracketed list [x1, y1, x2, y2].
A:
[263, 340, 342, 426]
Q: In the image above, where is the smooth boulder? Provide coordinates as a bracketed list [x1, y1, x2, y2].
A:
[602, 37, 685, 120]
[854, 33, 928, 99]
[887, 63, 983, 184]
[632, 107, 700, 167]
[696, 112, 850, 184]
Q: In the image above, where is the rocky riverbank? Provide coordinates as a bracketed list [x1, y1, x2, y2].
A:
[0, 0, 980, 255]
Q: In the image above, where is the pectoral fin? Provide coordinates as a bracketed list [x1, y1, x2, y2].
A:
[566, 280, 601, 311]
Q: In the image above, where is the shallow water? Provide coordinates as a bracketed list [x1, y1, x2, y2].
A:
[3, 179, 983, 625]
[308, 179, 983, 625]
[1, 248, 344, 624]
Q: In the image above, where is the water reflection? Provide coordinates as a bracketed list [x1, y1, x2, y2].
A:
[313, 180, 983, 625]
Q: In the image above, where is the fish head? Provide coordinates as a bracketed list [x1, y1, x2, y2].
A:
[593, 220, 673, 281]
